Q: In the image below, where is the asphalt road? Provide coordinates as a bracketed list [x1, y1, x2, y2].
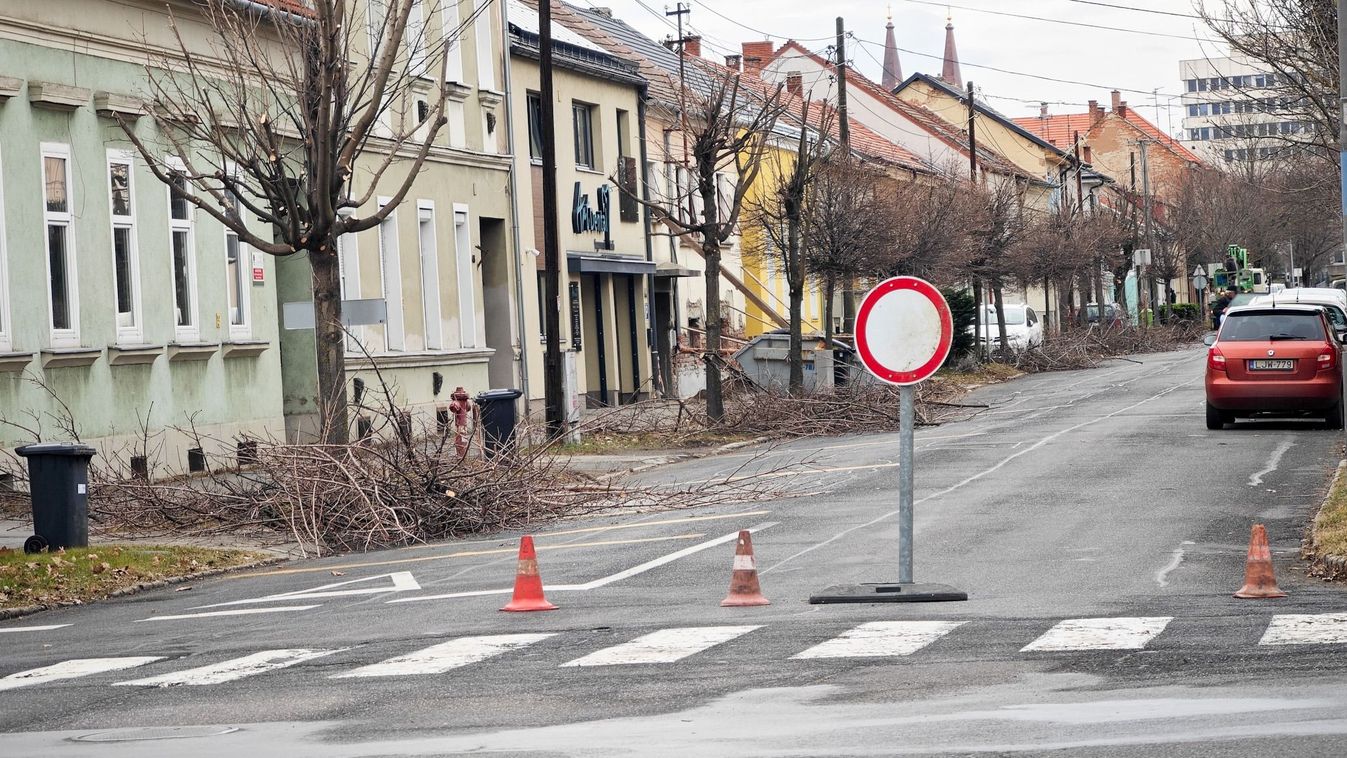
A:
[3, 347, 1347, 757]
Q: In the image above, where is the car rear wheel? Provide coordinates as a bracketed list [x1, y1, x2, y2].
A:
[1327, 402, 1344, 430]
[1205, 403, 1228, 430]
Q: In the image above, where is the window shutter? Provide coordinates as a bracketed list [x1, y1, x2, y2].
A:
[619, 156, 639, 222]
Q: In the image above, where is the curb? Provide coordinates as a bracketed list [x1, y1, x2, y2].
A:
[0, 554, 287, 621]
[1303, 458, 1347, 580]
[595, 435, 777, 481]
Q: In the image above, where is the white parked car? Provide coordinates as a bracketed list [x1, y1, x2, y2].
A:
[970, 304, 1044, 350]
[1250, 289, 1347, 340]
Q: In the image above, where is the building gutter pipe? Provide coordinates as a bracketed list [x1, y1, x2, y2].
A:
[500, 0, 532, 409]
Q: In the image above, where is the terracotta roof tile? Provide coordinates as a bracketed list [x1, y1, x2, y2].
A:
[1012, 109, 1203, 165]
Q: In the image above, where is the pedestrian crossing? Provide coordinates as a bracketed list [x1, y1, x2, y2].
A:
[4, 614, 1347, 692]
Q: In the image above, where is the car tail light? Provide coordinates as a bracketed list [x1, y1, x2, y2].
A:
[1208, 347, 1227, 372]
[1318, 348, 1338, 371]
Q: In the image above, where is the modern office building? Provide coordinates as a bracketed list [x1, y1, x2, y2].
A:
[1179, 52, 1311, 164]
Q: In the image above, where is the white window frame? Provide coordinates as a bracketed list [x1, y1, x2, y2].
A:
[453, 203, 477, 348]
[366, 0, 386, 61]
[417, 200, 444, 351]
[41, 143, 79, 348]
[473, 0, 496, 91]
[336, 209, 361, 352]
[407, 0, 428, 78]
[441, 0, 465, 83]
[167, 157, 200, 342]
[0, 148, 11, 353]
[222, 167, 252, 340]
[107, 150, 143, 345]
[377, 197, 405, 352]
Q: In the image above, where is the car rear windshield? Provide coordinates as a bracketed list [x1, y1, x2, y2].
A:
[1221, 312, 1325, 341]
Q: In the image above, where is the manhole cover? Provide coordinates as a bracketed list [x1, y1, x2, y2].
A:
[71, 726, 240, 743]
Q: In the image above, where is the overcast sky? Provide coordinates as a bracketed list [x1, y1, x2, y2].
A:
[588, 0, 1225, 138]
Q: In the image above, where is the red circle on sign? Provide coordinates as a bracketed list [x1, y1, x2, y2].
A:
[854, 276, 953, 386]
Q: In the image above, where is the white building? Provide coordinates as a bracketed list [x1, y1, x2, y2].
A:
[1179, 53, 1310, 164]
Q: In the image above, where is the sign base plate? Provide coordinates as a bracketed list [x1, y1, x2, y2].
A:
[808, 582, 968, 604]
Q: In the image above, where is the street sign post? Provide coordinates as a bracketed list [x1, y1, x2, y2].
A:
[810, 276, 967, 604]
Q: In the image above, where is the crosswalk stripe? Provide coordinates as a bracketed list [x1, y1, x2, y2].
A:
[0, 657, 164, 692]
[792, 621, 965, 659]
[331, 634, 555, 678]
[561, 626, 760, 667]
[114, 649, 342, 687]
[1022, 617, 1172, 652]
[1260, 613, 1347, 645]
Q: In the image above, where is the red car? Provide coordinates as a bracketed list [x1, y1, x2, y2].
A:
[1205, 304, 1344, 430]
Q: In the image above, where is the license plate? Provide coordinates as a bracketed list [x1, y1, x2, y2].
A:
[1248, 359, 1295, 370]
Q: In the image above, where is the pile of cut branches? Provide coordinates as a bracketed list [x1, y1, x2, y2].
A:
[1006, 324, 1205, 373]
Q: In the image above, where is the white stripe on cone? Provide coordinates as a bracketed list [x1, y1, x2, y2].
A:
[732, 554, 756, 571]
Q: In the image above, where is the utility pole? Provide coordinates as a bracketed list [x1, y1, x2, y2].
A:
[836, 17, 856, 334]
[1139, 138, 1155, 324]
[1076, 130, 1103, 329]
[1338, 0, 1346, 450]
[967, 80, 982, 357]
[540, 0, 564, 435]
[667, 3, 692, 225]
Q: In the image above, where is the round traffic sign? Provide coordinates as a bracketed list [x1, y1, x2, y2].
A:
[854, 276, 953, 386]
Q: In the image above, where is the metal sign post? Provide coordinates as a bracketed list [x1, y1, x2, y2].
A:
[810, 276, 967, 604]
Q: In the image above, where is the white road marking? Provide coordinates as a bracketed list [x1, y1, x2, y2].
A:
[136, 605, 319, 622]
[1022, 617, 1173, 652]
[1249, 438, 1295, 486]
[200, 571, 420, 608]
[0, 657, 164, 691]
[389, 524, 778, 604]
[116, 649, 342, 687]
[1260, 614, 1347, 645]
[1155, 541, 1194, 587]
[0, 624, 70, 634]
[333, 634, 555, 678]
[792, 621, 964, 659]
[763, 379, 1192, 574]
[561, 626, 760, 667]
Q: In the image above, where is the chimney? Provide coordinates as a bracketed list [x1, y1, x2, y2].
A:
[684, 35, 701, 59]
[589, 6, 612, 17]
[1088, 99, 1097, 116]
[741, 41, 775, 77]
[724, 54, 741, 71]
[786, 71, 803, 96]
[1082, 145, 1093, 164]
[1110, 89, 1121, 111]
[1040, 102, 1049, 117]
[1116, 103, 1127, 118]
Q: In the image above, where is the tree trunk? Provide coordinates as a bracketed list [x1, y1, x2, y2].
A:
[992, 281, 1009, 355]
[972, 279, 983, 361]
[841, 281, 856, 334]
[1093, 255, 1107, 330]
[823, 273, 836, 343]
[786, 215, 803, 395]
[704, 241, 724, 422]
[310, 249, 350, 444]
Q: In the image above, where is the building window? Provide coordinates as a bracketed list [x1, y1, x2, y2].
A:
[108, 152, 142, 343]
[224, 186, 250, 336]
[417, 202, 443, 350]
[407, 0, 428, 76]
[1186, 79, 1197, 92]
[527, 92, 543, 160]
[573, 102, 595, 169]
[454, 204, 476, 348]
[377, 199, 405, 351]
[474, 0, 496, 91]
[167, 161, 198, 340]
[42, 144, 78, 346]
[441, 0, 464, 83]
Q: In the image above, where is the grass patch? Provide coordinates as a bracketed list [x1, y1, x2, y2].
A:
[0, 544, 270, 611]
[560, 430, 758, 455]
[935, 362, 1024, 386]
[1313, 466, 1347, 560]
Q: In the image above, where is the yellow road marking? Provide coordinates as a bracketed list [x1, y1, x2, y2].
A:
[227, 533, 709, 578]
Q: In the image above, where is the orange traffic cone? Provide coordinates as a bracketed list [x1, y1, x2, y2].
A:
[501, 536, 558, 612]
[721, 530, 769, 607]
[1234, 524, 1286, 599]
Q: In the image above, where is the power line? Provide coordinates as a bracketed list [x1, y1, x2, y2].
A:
[1065, 0, 1210, 21]
[900, 0, 1219, 43]
[849, 34, 1184, 100]
[697, 2, 837, 42]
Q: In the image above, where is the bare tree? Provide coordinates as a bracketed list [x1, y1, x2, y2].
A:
[120, 0, 465, 444]
[1197, 0, 1338, 165]
[745, 101, 836, 393]
[958, 180, 1032, 353]
[634, 66, 786, 421]
[887, 169, 976, 283]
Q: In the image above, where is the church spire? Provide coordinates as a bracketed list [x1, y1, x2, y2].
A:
[881, 8, 903, 91]
[940, 14, 963, 89]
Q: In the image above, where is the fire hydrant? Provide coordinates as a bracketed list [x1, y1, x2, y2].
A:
[447, 387, 475, 457]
